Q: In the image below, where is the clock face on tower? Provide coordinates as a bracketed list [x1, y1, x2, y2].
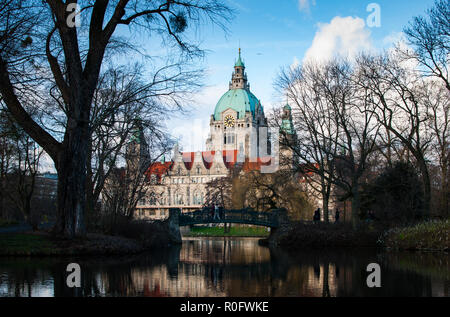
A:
[224, 115, 235, 128]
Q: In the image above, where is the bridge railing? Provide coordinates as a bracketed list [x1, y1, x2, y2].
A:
[179, 208, 279, 227]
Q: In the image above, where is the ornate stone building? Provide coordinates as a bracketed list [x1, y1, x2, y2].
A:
[134, 50, 295, 220]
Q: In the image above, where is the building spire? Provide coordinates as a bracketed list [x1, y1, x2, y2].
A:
[230, 47, 248, 90]
[235, 47, 244, 67]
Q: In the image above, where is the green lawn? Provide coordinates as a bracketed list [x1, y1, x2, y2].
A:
[186, 225, 270, 237]
[0, 233, 57, 255]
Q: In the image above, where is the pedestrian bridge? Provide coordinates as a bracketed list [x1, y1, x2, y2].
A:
[175, 208, 288, 228]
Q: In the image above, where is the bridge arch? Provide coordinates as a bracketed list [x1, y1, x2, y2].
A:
[169, 208, 288, 228]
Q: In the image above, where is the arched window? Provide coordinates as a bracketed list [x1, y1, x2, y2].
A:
[175, 192, 183, 205]
[193, 191, 200, 205]
[200, 192, 205, 205]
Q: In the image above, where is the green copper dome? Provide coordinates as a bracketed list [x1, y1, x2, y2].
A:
[214, 89, 260, 120]
[281, 119, 295, 135]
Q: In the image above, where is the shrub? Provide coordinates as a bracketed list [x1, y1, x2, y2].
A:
[99, 214, 179, 248]
[273, 222, 382, 249]
[382, 219, 449, 251]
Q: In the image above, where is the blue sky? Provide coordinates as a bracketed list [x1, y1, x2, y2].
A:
[38, 0, 437, 172]
[163, 0, 436, 152]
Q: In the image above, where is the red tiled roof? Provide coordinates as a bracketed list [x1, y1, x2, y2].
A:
[145, 161, 173, 182]
[222, 150, 238, 169]
[146, 150, 277, 175]
[182, 152, 195, 170]
[202, 151, 215, 169]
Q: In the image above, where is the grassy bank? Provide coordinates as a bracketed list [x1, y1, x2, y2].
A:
[185, 225, 270, 237]
[381, 219, 449, 251]
[0, 233, 57, 255]
[0, 217, 183, 256]
[0, 232, 144, 256]
[267, 219, 449, 252]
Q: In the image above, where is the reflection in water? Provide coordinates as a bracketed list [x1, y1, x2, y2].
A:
[0, 237, 448, 297]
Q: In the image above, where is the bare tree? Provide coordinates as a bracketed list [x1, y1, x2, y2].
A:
[85, 62, 201, 221]
[0, 111, 43, 228]
[277, 62, 341, 222]
[0, 0, 232, 238]
[402, 0, 449, 91]
[101, 129, 173, 226]
[355, 54, 434, 217]
[205, 174, 233, 209]
[278, 59, 381, 226]
[423, 81, 449, 216]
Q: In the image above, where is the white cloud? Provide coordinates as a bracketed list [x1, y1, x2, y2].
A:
[298, 0, 316, 13]
[291, 56, 300, 70]
[382, 31, 407, 50]
[303, 16, 373, 64]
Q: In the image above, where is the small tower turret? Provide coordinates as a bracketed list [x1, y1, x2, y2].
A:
[279, 103, 297, 168]
[229, 48, 249, 90]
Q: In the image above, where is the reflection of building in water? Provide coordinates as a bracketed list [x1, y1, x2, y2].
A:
[179, 238, 271, 265]
[127, 265, 227, 297]
[109, 239, 346, 297]
[1, 242, 448, 297]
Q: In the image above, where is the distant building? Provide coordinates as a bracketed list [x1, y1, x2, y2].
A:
[34, 173, 58, 200]
[132, 50, 297, 220]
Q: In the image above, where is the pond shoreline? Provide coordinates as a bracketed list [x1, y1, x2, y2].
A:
[263, 219, 449, 253]
[1, 219, 448, 256]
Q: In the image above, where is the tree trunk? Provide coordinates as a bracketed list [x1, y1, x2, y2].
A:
[442, 164, 449, 217]
[417, 158, 431, 219]
[322, 189, 329, 223]
[24, 198, 37, 231]
[55, 127, 89, 238]
[351, 184, 360, 229]
[85, 138, 96, 229]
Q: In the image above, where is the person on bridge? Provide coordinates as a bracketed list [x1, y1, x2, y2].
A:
[335, 208, 340, 223]
[313, 208, 321, 222]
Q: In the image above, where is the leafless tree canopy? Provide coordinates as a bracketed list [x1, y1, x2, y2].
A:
[0, 0, 233, 238]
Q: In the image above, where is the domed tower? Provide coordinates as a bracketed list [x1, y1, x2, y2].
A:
[279, 103, 297, 168]
[206, 49, 269, 159]
[126, 119, 150, 174]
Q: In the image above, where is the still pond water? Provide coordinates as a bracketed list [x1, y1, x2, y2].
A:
[0, 237, 448, 297]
